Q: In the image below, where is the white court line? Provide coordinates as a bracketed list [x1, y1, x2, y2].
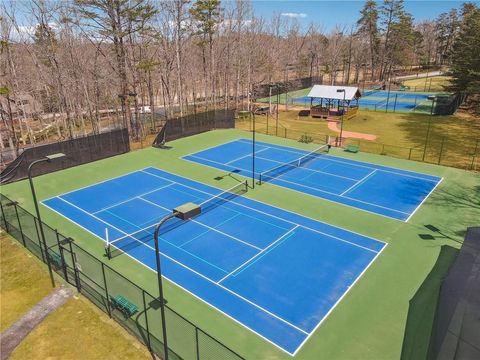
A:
[225, 147, 270, 165]
[138, 197, 262, 251]
[53, 187, 308, 336]
[256, 155, 359, 182]
[188, 151, 356, 187]
[181, 156, 408, 222]
[141, 169, 384, 253]
[42, 199, 302, 356]
[42, 167, 154, 202]
[291, 242, 388, 356]
[92, 183, 174, 214]
[111, 232, 309, 335]
[405, 177, 444, 222]
[180, 137, 247, 159]
[217, 225, 299, 284]
[44, 167, 388, 355]
[263, 170, 410, 216]
[182, 153, 409, 216]
[340, 170, 378, 196]
[238, 138, 441, 182]
[56, 196, 133, 237]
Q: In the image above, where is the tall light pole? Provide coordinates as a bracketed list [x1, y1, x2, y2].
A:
[251, 110, 256, 189]
[153, 203, 201, 360]
[28, 153, 66, 287]
[336, 89, 346, 147]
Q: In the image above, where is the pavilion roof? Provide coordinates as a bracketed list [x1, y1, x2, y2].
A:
[307, 85, 361, 101]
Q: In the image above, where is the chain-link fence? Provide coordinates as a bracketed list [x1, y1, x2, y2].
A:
[0, 193, 245, 360]
[282, 91, 466, 116]
[0, 128, 130, 184]
[153, 109, 235, 147]
[236, 117, 479, 172]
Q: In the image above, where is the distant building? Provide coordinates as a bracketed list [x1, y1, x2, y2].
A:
[0, 93, 42, 119]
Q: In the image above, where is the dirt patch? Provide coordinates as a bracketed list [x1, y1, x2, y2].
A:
[327, 121, 377, 140]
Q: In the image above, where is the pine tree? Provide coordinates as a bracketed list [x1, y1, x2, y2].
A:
[357, 0, 380, 81]
[189, 0, 222, 108]
[450, 8, 480, 93]
[435, 9, 460, 65]
[379, 0, 408, 80]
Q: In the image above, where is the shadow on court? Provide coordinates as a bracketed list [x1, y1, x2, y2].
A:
[400, 245, 459, 360]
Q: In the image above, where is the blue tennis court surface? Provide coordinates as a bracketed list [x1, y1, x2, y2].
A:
[183, 139, 442, 221]
[42, 167, 386, 355]
[293, 91, 432, 111]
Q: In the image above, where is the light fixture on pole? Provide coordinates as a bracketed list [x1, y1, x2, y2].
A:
[28, 152, 66, 287]
[153, 202, 201, 360]
[251, 110, 256, 189]
[336, 89, 346, 147]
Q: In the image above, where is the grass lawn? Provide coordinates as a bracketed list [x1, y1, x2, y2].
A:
[238, 109, 480, 170]
[402, 76, 452, 92]
[10, 295, 152, 360]
[0, 232, 52, 332]
[1, 128, 479, 359]
[0, 232, 152, 359]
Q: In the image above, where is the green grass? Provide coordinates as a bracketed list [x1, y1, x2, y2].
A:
[0, 232, 52, 332]
[10, 295, 152, 360]
[1, 129, 479, 359]
[402, 76, 452, 92]
[0, 232, 152, 359]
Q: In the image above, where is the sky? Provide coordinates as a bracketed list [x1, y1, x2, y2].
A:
[250, 0, 479, 31]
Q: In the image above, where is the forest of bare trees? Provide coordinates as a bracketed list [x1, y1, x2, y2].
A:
[0, 0, 478, 154]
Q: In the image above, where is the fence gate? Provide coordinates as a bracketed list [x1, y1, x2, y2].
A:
[57, 239, 81, 290]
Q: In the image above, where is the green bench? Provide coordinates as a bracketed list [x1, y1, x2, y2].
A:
[399, 85, 411, 91]
[345, 144, 360, 153]
[48, 251, 64, 269]
[109, 295, 138, 319]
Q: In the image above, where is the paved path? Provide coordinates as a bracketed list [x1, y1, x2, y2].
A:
[327, 121, 377, 140]
[394, 71, 444, 80]
[0, 286, 73, 360]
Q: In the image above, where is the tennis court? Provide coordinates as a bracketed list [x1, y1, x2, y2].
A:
[41, 167, 386, 355]
[292, 90, 433, 111]
[183, 139, 443, 221]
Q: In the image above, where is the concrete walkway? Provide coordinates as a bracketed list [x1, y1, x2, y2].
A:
[394, 71, 444, 80]
[327, 121, 377, 140]
[0, 286, 73, 360]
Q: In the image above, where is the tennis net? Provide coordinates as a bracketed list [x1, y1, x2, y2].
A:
[258, 144, 329, 184]
[105, 181, 249, 259]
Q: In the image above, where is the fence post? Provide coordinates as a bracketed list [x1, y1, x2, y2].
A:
[438, 138, 446, 165]
[422, 117, 432, 162]
[55, 229, 69, 281]
[393, 94, 398, 112]
[195, 327, 200, 360]
[101, 263, 112, 317]
[69, 242, 81, 292]
[33, 218, 46, 262]
[142, 290, 152, 352]
[408, 148, 412, 160]
[13, 203, 27, 247]
[266, 113, 269, 135]
[0, 200, 9, 232]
